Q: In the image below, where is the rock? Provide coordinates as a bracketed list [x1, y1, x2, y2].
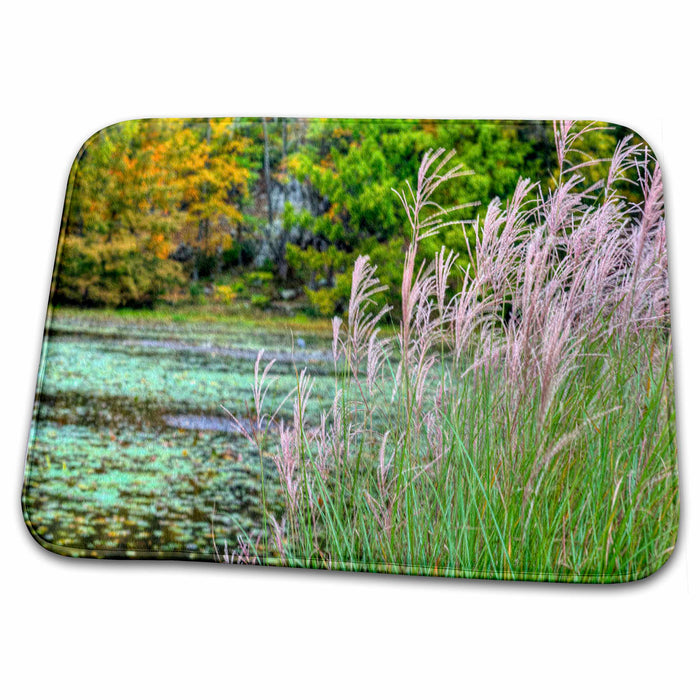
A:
[169, 243, 194, 263]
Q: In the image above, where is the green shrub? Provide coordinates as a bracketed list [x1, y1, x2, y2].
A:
[245, 271, 274, 288]
[305, 287, 340, 317]
[189, 282, 204, 302]
[250, 294, 271, 309]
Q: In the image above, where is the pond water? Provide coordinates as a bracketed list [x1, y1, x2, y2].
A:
[23, 312, 336, 560]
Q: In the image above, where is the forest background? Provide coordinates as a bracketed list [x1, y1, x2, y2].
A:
[56, 118, 639, 319]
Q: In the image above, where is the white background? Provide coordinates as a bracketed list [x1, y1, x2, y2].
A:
[2, 1, 698, 698]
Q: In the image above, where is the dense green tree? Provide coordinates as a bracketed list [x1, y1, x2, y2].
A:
[283, 119, 535, 314]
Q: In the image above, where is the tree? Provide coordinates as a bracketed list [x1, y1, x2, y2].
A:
[283, 119, 536, 315]
[172, 118, 252, 279]
[56, 120, 186, 306]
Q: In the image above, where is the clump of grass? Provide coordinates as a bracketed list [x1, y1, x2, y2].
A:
[226, 122, 678, 582]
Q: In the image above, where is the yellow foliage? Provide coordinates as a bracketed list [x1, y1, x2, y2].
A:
[214, 285, 237, 305]
[286, 154, 302, 173]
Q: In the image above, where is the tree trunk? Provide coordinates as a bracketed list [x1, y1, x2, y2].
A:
[276, 229, 290, 281]
[262, 117, 274, 227]
[282, 119, 288, 161]
[194, 121, 213, 281]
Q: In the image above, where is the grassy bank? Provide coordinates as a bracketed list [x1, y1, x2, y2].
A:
[48, 304, 335, 335]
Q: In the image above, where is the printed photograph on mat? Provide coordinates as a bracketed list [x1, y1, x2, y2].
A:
[23, 118, 678, 582]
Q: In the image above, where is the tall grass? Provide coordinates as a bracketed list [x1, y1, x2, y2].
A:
[226, 122, 678, 582]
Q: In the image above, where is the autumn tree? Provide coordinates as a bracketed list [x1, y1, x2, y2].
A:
[56, 119, 186, 306]
[171, 118, 252, 279]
